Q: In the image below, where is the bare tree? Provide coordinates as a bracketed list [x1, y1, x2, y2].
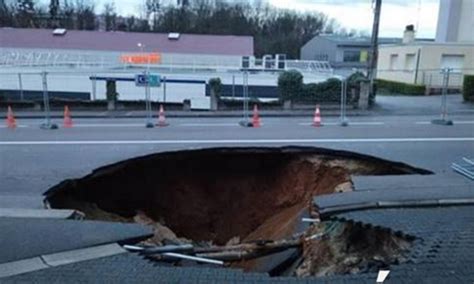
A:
[15, 0, 36, 27]
[103, 2, 116, 31]
[75, 0, 96, 30]
[0, 0, 14, 27]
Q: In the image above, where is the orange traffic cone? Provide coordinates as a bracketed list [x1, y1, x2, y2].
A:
[6, 106, 16, 129]
[252, 104, 261, 128]
[63, 105, 73, 128]
[313, 105, 321, 127]
[156, 104, 169, 127]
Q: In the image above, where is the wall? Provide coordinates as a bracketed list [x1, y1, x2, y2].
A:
[377, 43, 474, 87]
[377, 45, 420, 84]
[456, 0, 474, 42]
[436, 0, 474, 43]
[300, 37, 336, 62]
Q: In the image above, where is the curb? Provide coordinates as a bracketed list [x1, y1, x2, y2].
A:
[0, 209, 84, 220]
[0, 243, 126, 278]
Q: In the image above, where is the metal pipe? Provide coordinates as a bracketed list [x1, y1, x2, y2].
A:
[302, 218, 320, 223]
[42, 71, 51, 126]
[451, 163, 474, 180]
[123, 245, 145, 251]
[163, 76, 167, 103]
[162, 252, 224, 265]
[18, 73, 24, 101]
[340, 79, 348, 126]
[232, 74, 235, 99]
[414, 48, 421, 84]
[144, 70, 153, 127]
[91, 74, 97, 101]
[462, 157, 474, 166]
[442, 68, 451, 121]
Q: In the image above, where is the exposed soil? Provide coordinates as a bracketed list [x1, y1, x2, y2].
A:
[295, 221, 413, 277]
[44, 146, 428, 276]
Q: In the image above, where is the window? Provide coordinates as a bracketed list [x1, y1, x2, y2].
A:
[315, 53, 328, 61]
[343, 50, 361, 62]
[405, 54, 416, 71]
[389, 54, 399, 70]
[440, 55, 464, 72]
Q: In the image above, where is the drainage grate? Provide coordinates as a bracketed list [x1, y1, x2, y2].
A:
[451, 157, 474, 180]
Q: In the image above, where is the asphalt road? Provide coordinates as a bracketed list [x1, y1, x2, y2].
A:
[1, 115, 473, 209]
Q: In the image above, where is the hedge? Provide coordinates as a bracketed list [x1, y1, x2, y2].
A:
[376, 79, 425, 95]
[299, 78, 341, 103]
[277, 70, 303, 101]
[209, 77, 222, 97]
[463, 75, 474, 102]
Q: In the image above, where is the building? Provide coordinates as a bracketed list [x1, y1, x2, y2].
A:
[377, 40, 474, 88]
[299, 35, 412, 70]
[377, 0, 474, 90]
[0, 28, 254, 68]
[436, 0, 474, 43]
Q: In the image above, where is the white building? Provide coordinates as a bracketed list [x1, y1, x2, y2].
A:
[376, 0, 474, 90]
[436, 0, 474, 43]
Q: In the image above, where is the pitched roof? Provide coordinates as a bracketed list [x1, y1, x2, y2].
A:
[0, 28, 254, 56]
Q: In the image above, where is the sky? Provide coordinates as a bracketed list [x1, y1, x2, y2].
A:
[39, 0, 441, 38]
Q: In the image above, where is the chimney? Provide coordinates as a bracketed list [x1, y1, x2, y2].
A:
[403, 25, 415, 44]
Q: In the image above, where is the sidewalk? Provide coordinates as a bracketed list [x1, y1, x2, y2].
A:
[2, 94, 473, 118]
[5, 109, 369, 119]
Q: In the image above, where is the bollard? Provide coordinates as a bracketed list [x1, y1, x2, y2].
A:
[40, 71, 58, 130]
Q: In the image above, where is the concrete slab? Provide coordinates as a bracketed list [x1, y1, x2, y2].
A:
[0, 195, 44, 209]
[315, 184, 474, 218]
[352, 174, 472, 191]
[0, 257, 48, 278]
[0, 208, 83, 219]
[42, 243, 126, 267]
[0, 217, 153, 264]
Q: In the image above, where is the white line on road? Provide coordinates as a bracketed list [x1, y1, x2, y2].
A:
[416, 121, 474, 125]
[178, 123, 239, 127]
[0, 125, 28, 128]
[299, 122, 385, 126]
[1, 137, 473, 146]
[73, 124, 145, 127]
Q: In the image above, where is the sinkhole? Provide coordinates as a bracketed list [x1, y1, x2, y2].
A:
[44, 146, 430, 277]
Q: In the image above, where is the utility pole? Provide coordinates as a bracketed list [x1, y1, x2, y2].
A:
[367, 0, 382, 102]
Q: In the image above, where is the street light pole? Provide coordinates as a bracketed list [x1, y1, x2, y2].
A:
[367, 0, 382, 103]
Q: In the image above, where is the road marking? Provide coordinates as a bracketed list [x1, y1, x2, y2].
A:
[178, 123, 239, 127]
[416, 121, 474, 125]
[1, 137, 473, 146]
[73, 124, 144, 127]
[0, 125, 28, 128]
[376, 270, 390, 283]
[298, 122, 385, 126]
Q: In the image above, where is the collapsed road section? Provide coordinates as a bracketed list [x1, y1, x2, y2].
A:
[44, 146, 430, 277]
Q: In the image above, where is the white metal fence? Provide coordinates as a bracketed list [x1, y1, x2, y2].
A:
[0, 48, 333, 75]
